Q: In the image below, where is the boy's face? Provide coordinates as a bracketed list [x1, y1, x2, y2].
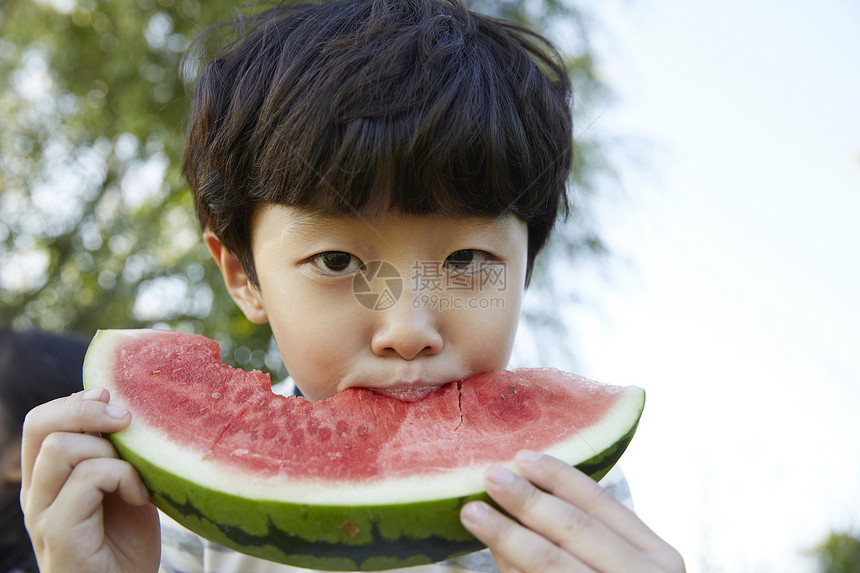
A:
[208, 205, 528, 401]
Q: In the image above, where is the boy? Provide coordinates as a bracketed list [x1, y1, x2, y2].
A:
[20, 1, 684, 571]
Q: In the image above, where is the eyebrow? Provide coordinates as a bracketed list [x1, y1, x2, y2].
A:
[281, 209, 354, 234]
[455, 213, 520, 242]
[270, 209, 390, 252]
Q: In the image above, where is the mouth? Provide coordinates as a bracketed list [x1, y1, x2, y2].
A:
[368, 384, 446, 402]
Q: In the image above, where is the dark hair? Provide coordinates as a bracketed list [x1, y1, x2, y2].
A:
[0, 329, 88, 573]
[183, 0, 572, 285]
[0, 329, 87, 434]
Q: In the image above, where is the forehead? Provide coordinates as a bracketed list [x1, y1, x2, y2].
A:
[251, 204, 523, 240]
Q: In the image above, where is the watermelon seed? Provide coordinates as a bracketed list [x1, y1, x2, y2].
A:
[211, 392, 222, 399]
[149, 370, 160, 375]
[357, 425, 369, 440]
[338, 519, 361, 541]
[335, 420, 349, 437]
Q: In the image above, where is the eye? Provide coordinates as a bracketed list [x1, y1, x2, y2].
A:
[443, 249, 494, 272]
[309, 251, 363, 275]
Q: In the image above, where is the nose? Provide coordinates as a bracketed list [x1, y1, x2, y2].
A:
[371, 297, 443, 360]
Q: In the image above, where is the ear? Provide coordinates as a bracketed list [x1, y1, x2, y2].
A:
[204, 231, 269, 324]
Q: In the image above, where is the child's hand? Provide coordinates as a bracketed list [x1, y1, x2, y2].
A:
[20, 388, 161, 573]
[460, 450, 685, 572]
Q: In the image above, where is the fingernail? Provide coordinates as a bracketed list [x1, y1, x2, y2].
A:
[82, 388, 103, 400]
[461, 502, 489, 526]
[486, 464, 515, 487]
[516, 449, 541, 464]
[105, 405, 129, 419]
[140, 484, 150, 502]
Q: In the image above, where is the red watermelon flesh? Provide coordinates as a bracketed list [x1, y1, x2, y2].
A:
[111, 330, 627, 482]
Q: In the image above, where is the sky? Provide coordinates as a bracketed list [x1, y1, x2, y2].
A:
[513, 0, 859, 571]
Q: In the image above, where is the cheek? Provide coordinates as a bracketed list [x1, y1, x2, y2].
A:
[266, 286, 368, 393]
[271, 319, 343, 399]
[454, 289, 523, 371]
[447, 254, 526, 371]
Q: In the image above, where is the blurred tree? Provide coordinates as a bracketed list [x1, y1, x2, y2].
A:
[0, 0, 610, 376]
[812, 531, 860, 573]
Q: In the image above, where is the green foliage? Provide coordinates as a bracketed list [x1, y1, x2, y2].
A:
[0, 0, 610, 375]
[812, 531, 860, 573]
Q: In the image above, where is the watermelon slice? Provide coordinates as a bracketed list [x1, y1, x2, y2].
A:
[83, 329, 644, 571]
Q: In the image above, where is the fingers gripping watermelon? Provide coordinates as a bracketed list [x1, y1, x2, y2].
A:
[83, 329, 645, 571]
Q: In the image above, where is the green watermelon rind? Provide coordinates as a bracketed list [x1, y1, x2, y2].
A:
[111, 434, 483, 570]
[106, 414, 640, 571]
